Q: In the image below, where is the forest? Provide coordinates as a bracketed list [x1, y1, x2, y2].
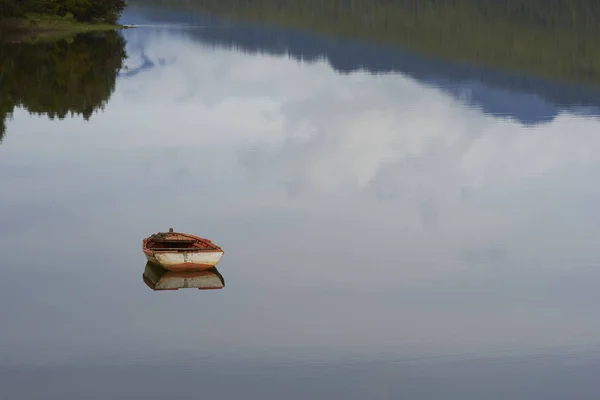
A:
[0, 0, 126, 24]
[0, 31, 126, 142]
[132, 0, 600, 86]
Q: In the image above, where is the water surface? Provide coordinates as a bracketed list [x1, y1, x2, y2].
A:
[2, 3, 600, 399]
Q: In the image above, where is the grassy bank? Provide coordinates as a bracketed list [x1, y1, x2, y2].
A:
[1, 13, 131, 42]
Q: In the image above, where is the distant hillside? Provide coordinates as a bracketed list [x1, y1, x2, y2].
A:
[130, 0, 600, 87]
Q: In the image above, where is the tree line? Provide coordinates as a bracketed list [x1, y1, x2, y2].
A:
[0, 0, 126, 24]
[133, 0, 600, 32]
[0, 31, 126, 142]
[131, 0, 600, 86]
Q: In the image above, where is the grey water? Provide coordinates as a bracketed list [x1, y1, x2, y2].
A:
[2, 2, 600, 399]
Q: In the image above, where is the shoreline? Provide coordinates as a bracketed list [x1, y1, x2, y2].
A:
[1, 14, 135, 42]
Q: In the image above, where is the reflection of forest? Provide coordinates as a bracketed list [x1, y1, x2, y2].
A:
[0, 32, 126, 142]
[133, 0, 600, 86]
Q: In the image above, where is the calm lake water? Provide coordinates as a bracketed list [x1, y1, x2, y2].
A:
[2, 2, 600, 399]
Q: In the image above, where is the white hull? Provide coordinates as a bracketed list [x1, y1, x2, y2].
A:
[145, 251, 223, 270]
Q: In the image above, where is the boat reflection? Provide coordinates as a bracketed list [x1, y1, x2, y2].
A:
[143, 262, 225, 291]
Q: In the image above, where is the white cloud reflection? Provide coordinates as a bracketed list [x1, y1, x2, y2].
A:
[3, 29, 600, 272]
[2, 28, 600, 365]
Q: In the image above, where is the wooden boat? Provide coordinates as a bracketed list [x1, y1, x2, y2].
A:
[142, 228, 224, 271]
[143, 262, 225, 291]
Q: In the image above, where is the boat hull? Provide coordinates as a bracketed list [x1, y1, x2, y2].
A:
[144, 250, 223, 271]
[142, 229, 224, 271]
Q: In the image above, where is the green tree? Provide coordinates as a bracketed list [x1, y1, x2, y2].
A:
[1, 0, 127, 22]
[92, 0, 127, 23]
[59, 0, 127, 23]
[0, 31, 127, 141]
[0, 0, 20, 17]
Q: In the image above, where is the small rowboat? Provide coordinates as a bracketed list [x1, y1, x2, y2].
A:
[143, 262, 225, 291]
[142, 228, 224, 271]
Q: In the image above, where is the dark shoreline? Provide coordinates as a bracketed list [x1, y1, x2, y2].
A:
[0, 14, 133, 42]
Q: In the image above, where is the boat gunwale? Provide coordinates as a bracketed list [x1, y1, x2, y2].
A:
[142, 231, 224, 255]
